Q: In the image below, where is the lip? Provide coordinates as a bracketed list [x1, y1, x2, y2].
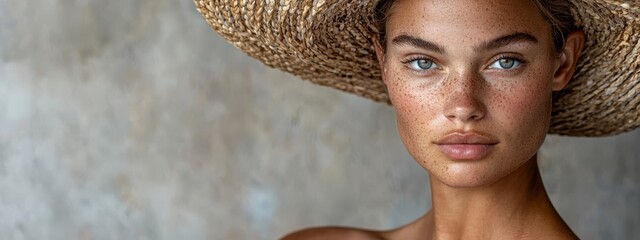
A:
[434, 132, 498, 160]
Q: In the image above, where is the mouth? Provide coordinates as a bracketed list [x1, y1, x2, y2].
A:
[434, 132, 499, 160]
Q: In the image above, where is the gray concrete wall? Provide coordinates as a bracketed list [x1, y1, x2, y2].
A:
[0, 0, 637, 239]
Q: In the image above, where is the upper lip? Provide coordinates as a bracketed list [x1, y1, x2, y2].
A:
[434, 131, 499, 145]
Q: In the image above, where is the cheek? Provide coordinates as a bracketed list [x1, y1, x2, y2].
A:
[493, 72, 553, 150]
[385, 67, 439, 127]
[384, 68, 441, 159]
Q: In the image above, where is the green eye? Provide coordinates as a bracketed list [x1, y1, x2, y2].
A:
[490, 58, 522, 69]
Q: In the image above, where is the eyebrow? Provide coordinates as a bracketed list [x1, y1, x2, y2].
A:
[474, 32, 539, 52]
[390, 32, 538, 54]
[391, 34, 446, 54]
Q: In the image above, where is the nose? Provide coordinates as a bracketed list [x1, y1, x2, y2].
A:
[443, 72, 486, 123]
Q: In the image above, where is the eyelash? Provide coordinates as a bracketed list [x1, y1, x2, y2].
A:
[401, 56, 433, 64]
[489, 54, 528, 70]
[400, 55, 528, 72]
[401, 56, 439, 72]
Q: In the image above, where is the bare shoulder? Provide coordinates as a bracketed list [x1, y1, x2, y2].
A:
[280, 227, 387, 240]
[280, 213, 429, 240]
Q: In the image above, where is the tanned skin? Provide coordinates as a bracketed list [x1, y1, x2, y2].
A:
[283, 0, 585, 239]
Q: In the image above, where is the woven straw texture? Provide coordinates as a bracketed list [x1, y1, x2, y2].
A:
[195, 0, 639, 136]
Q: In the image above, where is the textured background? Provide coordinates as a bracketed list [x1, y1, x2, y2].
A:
[0, 0, 638, 239]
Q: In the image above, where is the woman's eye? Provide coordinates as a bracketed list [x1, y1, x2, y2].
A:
[489, 58, 522, 70]
[407, 59, 437, 71]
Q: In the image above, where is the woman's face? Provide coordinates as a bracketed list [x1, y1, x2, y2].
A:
[376, 0, 576, 187]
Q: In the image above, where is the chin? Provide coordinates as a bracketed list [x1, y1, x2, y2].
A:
[430, 164, 506, 188]
[423, 154, 534, 188]
[434, 174, 505, 188]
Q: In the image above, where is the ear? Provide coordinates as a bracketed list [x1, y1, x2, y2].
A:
[372, 35, 385, 66]
[552, 30, 586, 91]
[372, 35, 388, 84]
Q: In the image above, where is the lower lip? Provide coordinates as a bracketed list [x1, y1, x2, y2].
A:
[436, 144, 495, 160]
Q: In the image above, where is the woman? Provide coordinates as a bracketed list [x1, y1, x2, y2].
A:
[195, 0, 639, 239]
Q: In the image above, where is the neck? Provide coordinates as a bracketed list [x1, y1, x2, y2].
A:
[422, 156, 575, 239]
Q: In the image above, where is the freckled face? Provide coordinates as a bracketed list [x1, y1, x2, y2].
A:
[380, 0, 559, 187]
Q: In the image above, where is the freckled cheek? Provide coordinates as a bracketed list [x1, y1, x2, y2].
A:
[496, 81, 552, 145]
[387, 79, 440, 162]
[388, 88, 442, 159]
[386, 77, 439, 127]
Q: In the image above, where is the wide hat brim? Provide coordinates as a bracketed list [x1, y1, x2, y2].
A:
[195, 0, 640, 136]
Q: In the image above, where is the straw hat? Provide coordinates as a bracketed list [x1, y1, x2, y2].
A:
[194, 0, 639, 136]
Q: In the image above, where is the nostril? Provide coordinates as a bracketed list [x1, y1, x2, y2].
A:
[442, 79, 486, 122]
[470, 112, 483, 120]
[444, 102, 486, 122]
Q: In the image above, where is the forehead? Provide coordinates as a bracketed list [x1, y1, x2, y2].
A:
[386, 0, 551, 45]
